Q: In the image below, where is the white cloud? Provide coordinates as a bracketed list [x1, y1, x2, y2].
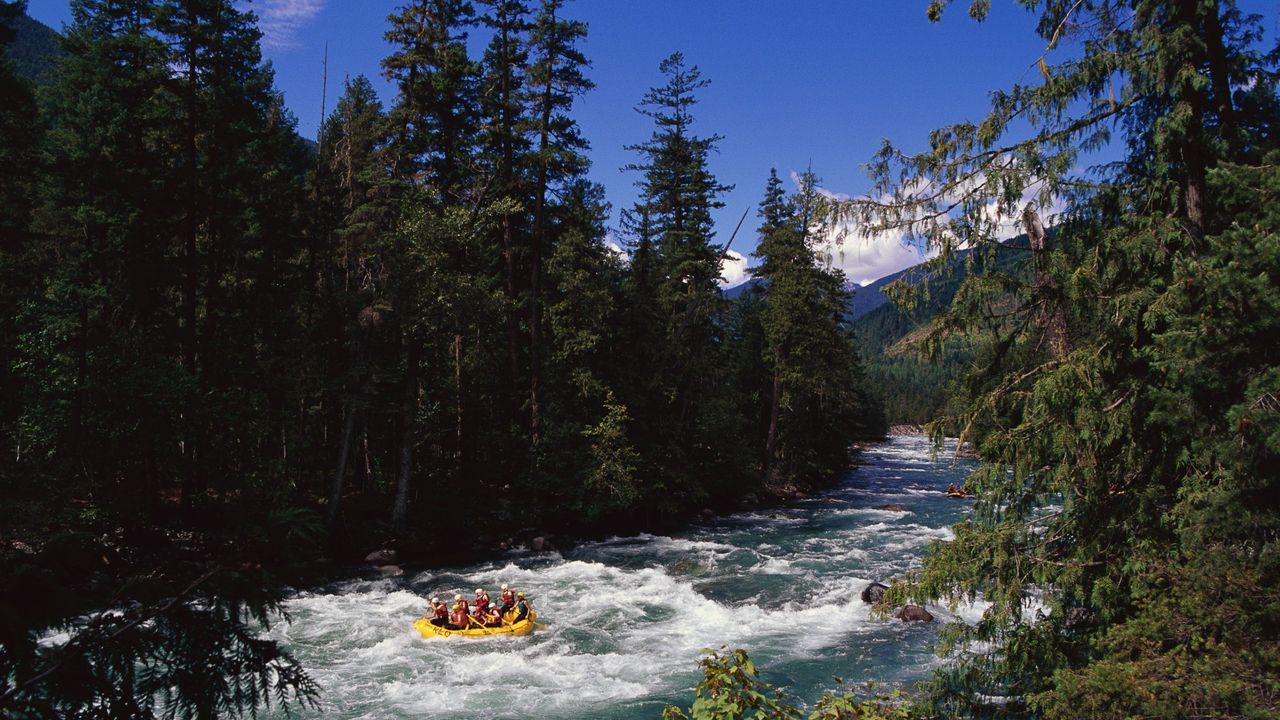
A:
[779, 172, 934, 286]
[803, 173, 1063, 286]
[719, 250, 749, 288]
[252, 0, 325, 50]
[815, 228, 933, 287]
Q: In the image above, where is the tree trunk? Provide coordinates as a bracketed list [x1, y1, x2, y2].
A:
[764, 367, 782, 484]
[1178, 0, 1210, 240]
[359, 422, 371, 494]
[503, 213, 522, 427]
[326, 406, 357, 533]
[392, 346, 418, 537]
[1203, 0, 1236, 140]
[179, 36, 199, 512]
[529, 26, 555, 448]
[454, 333, 464, 476]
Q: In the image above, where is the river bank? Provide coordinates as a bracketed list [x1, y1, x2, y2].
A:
[340, 437, 893, 579]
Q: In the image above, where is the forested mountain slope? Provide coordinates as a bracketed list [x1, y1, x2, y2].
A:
[850, 236, 1031, 426]
[7, 12, 60, 83]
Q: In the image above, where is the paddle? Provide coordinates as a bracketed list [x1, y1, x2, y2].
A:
[467, 607, 507, 632]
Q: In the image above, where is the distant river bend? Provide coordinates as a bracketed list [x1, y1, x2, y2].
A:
[266, 435, 980, 719]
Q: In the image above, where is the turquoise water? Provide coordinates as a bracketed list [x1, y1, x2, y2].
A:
[266, 435, 978, 719]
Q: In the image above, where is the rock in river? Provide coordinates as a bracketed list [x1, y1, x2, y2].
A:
[895, 605, 934, 622]
[861, 582, 889, 605]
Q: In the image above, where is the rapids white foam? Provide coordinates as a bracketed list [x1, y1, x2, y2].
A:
[264, 436, 981, 720]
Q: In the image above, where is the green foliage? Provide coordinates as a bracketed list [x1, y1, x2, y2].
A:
[1, 1, 899, 715]
[663, 649, 926, 720]
[612, 51, 750, 517]
[0, 2, 42, 454]
[750, 169, 886, 485]
[850, 234, 1041, 428]
[580, 390, 643, 515]
[663, 648, 802, 720]
[0, 520, 322, 718]
[808, 687, 918, 720]
[2, 0, 320, 715]
[382, 0, 479, 194]
[847, 2, 1280, 717]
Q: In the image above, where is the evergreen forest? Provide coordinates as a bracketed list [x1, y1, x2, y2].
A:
[2, 0, 1279, 719]
[0, 0, 883, 715]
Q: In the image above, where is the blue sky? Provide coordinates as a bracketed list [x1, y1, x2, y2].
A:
[28, 1, 1279, 285]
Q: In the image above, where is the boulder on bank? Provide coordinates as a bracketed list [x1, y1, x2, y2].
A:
[364, 549, 398, 566]
[877, 504, 909, 512]
[895, 605, 934, 622]
[861, 582, 889, 605]
[377, 564, 404, 578]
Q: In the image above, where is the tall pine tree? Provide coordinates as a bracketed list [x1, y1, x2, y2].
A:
[848, 2, 1280, 716]
[751, 169, 881, 487]
[621, 52, 741, 513]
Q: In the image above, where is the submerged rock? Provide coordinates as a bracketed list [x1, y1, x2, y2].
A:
[861, 582, 889, 605]
[877, 504, 909, 512]
[377, 564, 404, 578]
[895, 605, 934, 622]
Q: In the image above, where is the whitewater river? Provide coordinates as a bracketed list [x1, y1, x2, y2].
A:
[265, 435, 979, 719]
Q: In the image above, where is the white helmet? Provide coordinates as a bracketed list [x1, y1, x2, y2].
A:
[455, 594, 463, 601]
[430, 597, 439, 603]
[501, 583, 508, 590]
[475, 588, 483, 594]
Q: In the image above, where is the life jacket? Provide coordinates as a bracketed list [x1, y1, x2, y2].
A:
[432, 603, 448, 620]
[500, 589, 515, 606]
[474, 594, 490, 612]
[514, 598, 530, 621]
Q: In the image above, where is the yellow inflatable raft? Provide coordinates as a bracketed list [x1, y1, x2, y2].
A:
[413, 611, 538, 639]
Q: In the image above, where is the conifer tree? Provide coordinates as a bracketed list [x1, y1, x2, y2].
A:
[0, 0, 41, 461]
[621, 52, 738, 509]
[312, 75, 394, 533]
[540, 180, 636, 520]
[381, 0, 486, 535]
[383, 0, 480, 198]
[27, 0, 178, 514]
[524, 0, 593, 444]
[477, 0, 533, 441]
[846, 2, 1280, 716]
[1, 1, 318, 716]
[751, 170, 881, 486]
[152, 0, 311, 507]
